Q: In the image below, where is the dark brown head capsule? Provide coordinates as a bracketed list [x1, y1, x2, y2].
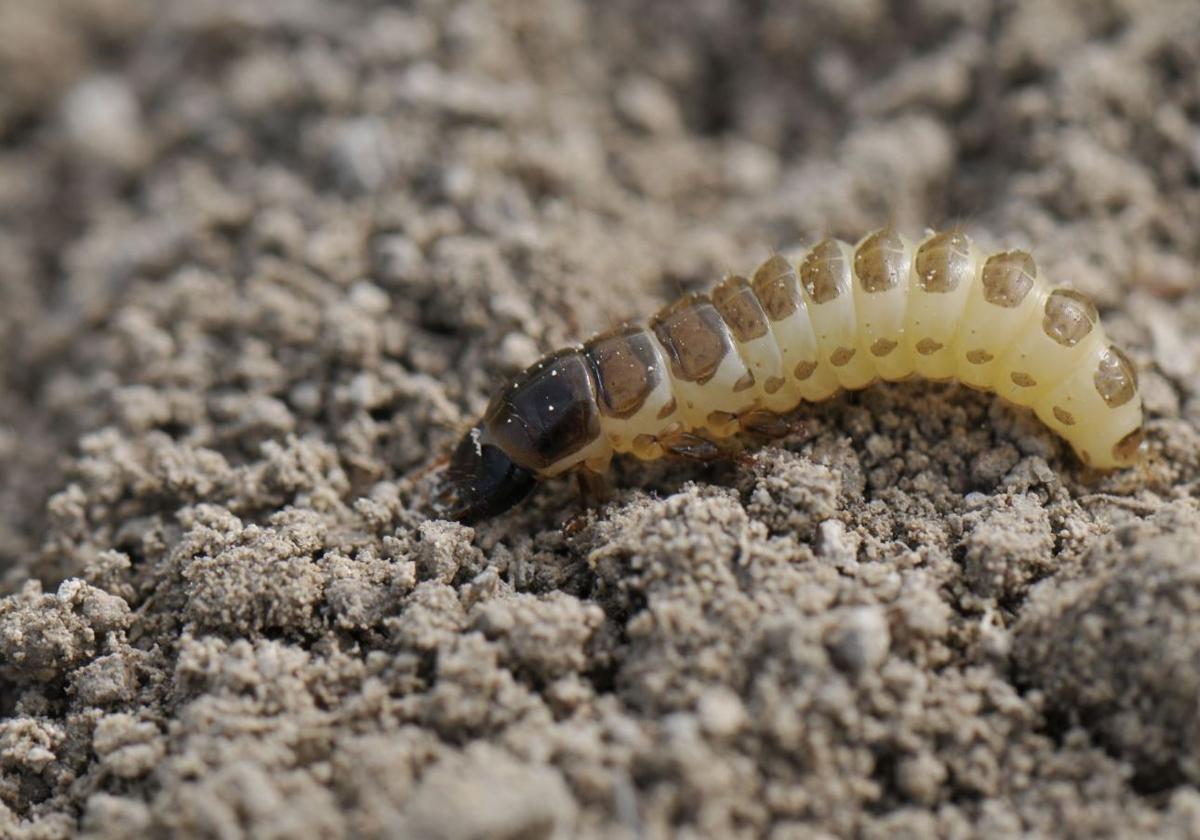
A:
[442, 428, 538, 523]
[441, 349, 601, 522]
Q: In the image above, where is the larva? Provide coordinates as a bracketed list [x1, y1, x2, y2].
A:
[442, 228, 1144, 521]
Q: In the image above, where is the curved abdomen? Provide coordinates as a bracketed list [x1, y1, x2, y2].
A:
[477, 229, 1144, 478]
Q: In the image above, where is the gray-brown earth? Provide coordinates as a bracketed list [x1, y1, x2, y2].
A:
[1, 0, 1199, 837]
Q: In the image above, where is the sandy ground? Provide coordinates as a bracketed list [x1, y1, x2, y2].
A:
[1, 0, 1199, 837]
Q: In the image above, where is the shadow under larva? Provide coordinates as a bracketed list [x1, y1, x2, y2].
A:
[440, 228, 1145, 522]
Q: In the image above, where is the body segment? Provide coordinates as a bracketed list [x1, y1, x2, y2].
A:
[851, 228, 914, 382]
[905, 231, 980, 380]
[799, 239, 878, 391]
[953, 250, 1044, 390]
[443, 228, 1146, 520]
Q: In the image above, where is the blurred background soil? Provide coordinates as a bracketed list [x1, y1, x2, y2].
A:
[1, 0, 1199, 837]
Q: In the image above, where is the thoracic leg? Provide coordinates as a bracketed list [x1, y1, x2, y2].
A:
[657, 429, 741, 462]
[574, 468, 611, 508]
[737, 409, 801, 441]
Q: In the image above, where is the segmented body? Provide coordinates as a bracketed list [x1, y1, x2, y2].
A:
[472, 228, 1144, 488]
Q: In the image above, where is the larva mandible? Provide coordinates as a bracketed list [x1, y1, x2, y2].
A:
[441, 228, 1144, 521]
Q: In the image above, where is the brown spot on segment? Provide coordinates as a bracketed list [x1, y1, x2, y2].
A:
[870, 338, 898, 357]
[733, 371, 756, 392]
[830, 347, 856, 367]
[1080, 449, 1092, 465]
[650, 294, 734, 384]
[713, 274, 770, 342]
[966, 348, 994, 364]
[656, 398, 677, 419]
[764, 376, 785, 394]
[794, 360, 818, 381]
[481, 349, 601, 471]
[1042, 289, 1098, 347]
[1053, 406, 1076, 425]
[751, 255, 802, 321]
[800, 238, 849, 304]
[914, 230, 972, 293]
[982, 250, 1036, 308]
[1112, 427, 1144, 463]
[1094, 345, 1138, 408]
[916, 337, 944, 355]
[854, 229, 907, 293]
[1010, 371, 1037, 387]
[583, 326, 664, 419]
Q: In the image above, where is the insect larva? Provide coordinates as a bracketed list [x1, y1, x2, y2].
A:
[442, 228, 1145, 521]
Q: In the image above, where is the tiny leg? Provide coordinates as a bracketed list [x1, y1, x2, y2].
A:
[575, 468, 611, 508]
[738, 409, 804, 442]
[657, 430, 741, 462]
[564, 467, 611, 534]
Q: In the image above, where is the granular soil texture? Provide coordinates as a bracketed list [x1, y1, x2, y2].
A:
[1, 1, 1200, 837]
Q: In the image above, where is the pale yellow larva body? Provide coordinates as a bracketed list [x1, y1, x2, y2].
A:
[799, 239, 880, 392]
[452, 228, 1146, 521]
[755, 256, 841, 405]
[952, 250, 1046, 391]
[851, 230, 914, 382]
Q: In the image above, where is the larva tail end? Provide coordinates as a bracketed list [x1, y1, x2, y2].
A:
[438, 426, 538, 523]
